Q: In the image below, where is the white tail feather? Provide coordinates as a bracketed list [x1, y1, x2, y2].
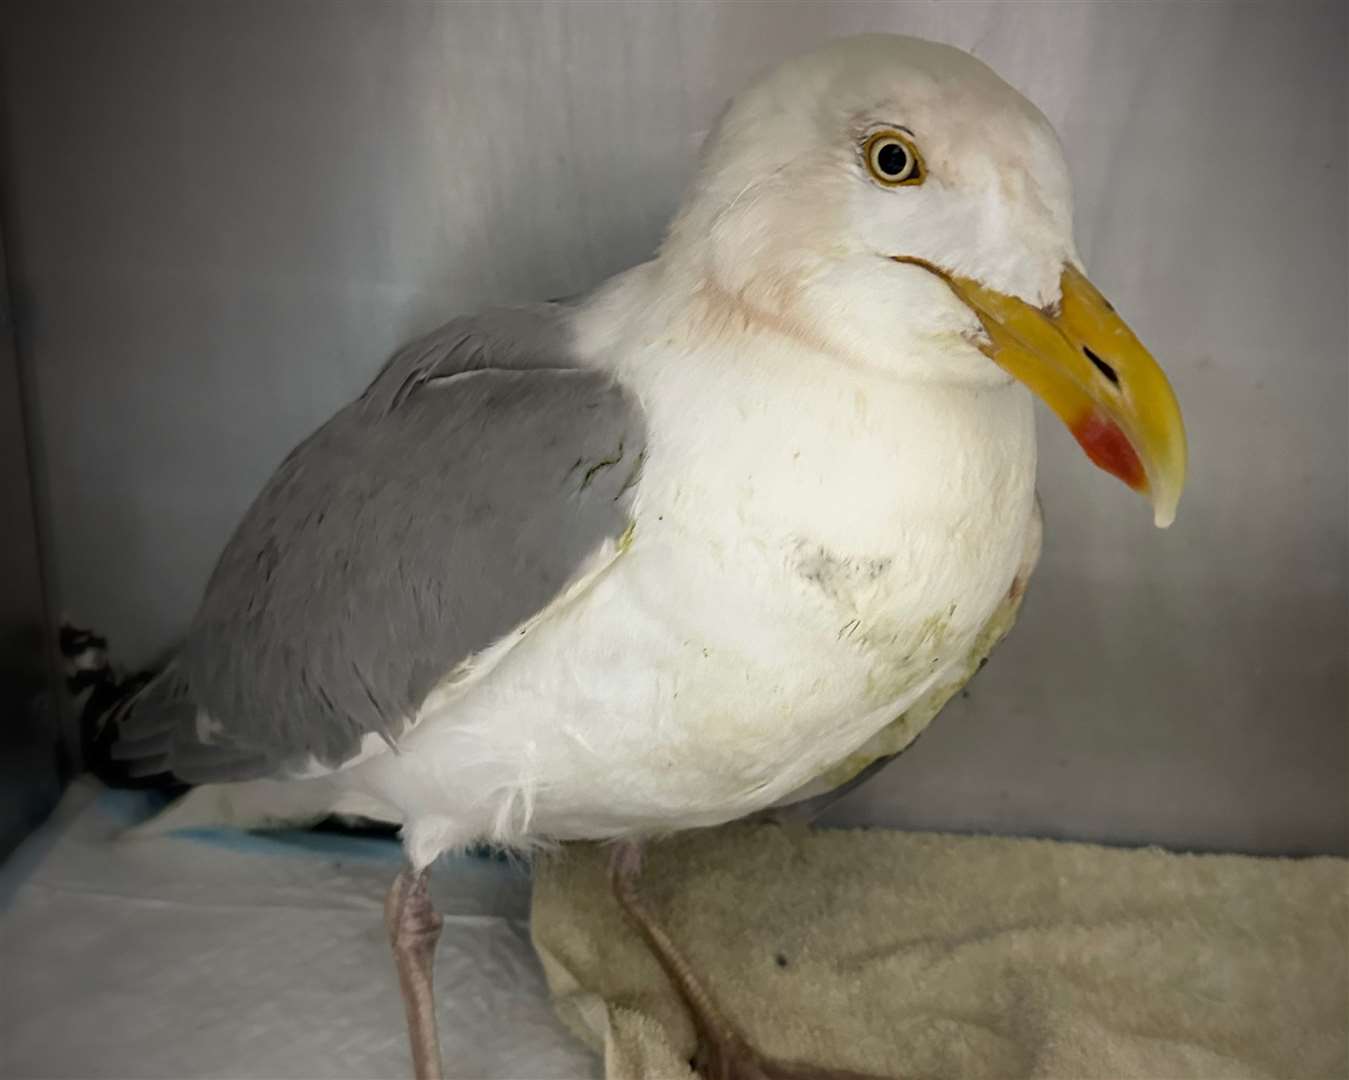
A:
[121, 778, 401, 838]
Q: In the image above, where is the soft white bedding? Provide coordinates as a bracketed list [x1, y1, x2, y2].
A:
[0, 781, 598, 1079]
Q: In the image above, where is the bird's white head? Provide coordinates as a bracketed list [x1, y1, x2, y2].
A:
[661, 34, 1187, 527]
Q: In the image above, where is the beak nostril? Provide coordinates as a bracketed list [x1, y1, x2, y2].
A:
[1083, 346, 1120, 386]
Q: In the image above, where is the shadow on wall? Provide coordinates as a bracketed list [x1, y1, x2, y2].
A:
[0, 663, 63, 862]
[1, 221, 61, 859]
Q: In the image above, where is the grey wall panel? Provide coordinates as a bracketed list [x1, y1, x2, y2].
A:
[2, 0, 1344, 853]
[0, 222, 59, 855]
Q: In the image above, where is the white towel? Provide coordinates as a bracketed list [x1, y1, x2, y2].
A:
[532, 823, 1348, 1079]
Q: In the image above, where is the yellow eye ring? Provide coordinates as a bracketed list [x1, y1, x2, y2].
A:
[864, 130, 924, 187]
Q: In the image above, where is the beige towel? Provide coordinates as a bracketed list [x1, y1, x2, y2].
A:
[531, 824, 1348, 1079]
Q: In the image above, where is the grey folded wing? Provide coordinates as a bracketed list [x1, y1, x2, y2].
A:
[113, 306, 646, 783]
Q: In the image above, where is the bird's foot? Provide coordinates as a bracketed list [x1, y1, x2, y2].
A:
[694, 1038, 887, 1080]
[609, 841, 894, 1080]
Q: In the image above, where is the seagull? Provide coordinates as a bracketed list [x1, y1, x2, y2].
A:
[111, 33, 1186, 1079]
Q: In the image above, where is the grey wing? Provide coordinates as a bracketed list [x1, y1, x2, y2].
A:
[113, 306, 646, 783]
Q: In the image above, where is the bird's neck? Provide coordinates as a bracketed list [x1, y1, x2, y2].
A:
[573, 259, 1039, 568]
[576, 256, 1012, 394]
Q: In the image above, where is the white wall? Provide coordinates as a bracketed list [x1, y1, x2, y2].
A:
[3, 0, 1344, 853]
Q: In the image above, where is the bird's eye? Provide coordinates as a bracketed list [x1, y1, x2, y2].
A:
[864, 131, 923, 187]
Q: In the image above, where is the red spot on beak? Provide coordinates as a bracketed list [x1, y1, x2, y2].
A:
[1072, 412, 1148, 492]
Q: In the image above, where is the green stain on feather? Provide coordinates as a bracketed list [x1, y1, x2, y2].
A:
[580, 442, 624, 491]
[815, 577, 1031, 794]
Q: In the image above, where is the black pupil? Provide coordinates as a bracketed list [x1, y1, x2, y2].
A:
[877, 141, 909, 177]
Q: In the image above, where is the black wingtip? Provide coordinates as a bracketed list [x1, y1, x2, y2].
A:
[64, 623, 189, 794]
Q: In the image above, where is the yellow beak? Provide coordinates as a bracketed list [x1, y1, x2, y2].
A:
[895, 258, 1188, 527]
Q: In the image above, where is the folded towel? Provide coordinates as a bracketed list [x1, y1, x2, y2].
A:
[531, 824, 1347, 1079]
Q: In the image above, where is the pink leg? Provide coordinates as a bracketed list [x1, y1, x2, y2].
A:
[609, 841, 892, 1080]
[385, 867, 444, 1080]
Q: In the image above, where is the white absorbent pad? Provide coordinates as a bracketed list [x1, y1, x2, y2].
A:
[0, 781, 598, 1079]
